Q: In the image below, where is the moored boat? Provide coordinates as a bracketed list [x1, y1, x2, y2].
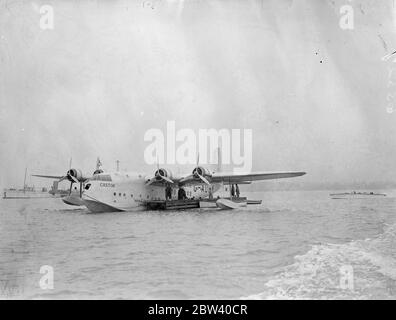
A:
[330, 191, 387, 199]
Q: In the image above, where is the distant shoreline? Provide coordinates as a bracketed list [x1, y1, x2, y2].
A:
[244, 184, 396, 192]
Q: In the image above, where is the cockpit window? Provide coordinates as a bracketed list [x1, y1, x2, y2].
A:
[91, 174, 112, 181]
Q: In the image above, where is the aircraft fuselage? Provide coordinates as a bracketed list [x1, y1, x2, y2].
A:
[82, 171, 217, 213]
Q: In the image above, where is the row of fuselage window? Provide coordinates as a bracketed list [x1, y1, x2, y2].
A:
[113, 192, 146, 198]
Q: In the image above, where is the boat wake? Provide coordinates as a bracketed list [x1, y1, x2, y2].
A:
[243, 223, 396, 300]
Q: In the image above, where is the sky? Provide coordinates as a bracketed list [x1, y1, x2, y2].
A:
[1, 0, 396, 189]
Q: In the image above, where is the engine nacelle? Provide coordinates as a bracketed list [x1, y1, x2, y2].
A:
[192, 166, 212, 178]
[67, 168, 89, 182]
[154, 168, 174, 181]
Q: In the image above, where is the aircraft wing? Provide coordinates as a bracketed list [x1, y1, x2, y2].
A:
[179, 171, 306, 185]
[210, 171, 306, 183]
[32, 174, 64, 179]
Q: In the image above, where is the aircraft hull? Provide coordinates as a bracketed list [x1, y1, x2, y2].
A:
[62, 195, 85, 206]
[82, 198, 125, 213]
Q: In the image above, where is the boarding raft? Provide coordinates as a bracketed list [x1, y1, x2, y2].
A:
[144, 197, 262, 210]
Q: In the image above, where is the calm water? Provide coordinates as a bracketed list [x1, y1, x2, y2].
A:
[1, 190, 396, 300]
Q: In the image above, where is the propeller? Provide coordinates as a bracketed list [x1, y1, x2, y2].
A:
[195, 172, 210, 185]
[58, 176, 68, 183]
[55, 158, 73, 184]
[69, 172, 83, 197]
[62, 169, 83, 197]
[146, 175, 174, 185]
[193, 153, 211, 185]
[155, 168, 174, 184]
[160, 175, 174, 184]
[146, 159, 175, 185]
[68, 173, 79, 184]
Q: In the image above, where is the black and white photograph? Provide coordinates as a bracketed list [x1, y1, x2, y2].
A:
[1, 0, 396, 304]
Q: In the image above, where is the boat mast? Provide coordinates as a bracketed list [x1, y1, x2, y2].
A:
[23, 167, 27, 194]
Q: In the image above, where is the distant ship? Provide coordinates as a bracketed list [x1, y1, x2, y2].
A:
[3, 183, 72, 199]
[2, 168, 68, 199]
[2, 186, 52, 199]
[330, 191, 387, 199]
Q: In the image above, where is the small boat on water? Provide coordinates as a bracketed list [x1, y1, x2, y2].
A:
[330, 191, 387, 199]
[215, 198, 247, 210]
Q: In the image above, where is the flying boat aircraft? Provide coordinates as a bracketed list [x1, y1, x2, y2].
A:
[81, 162, 306, 213]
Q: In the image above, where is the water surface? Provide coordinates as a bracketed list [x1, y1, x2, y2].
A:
[1, 190, 395, 299]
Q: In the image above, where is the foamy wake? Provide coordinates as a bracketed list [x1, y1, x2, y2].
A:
[243, 223, 396, 300]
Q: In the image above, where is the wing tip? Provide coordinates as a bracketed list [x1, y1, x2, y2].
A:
[291, 171, 306, 177]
